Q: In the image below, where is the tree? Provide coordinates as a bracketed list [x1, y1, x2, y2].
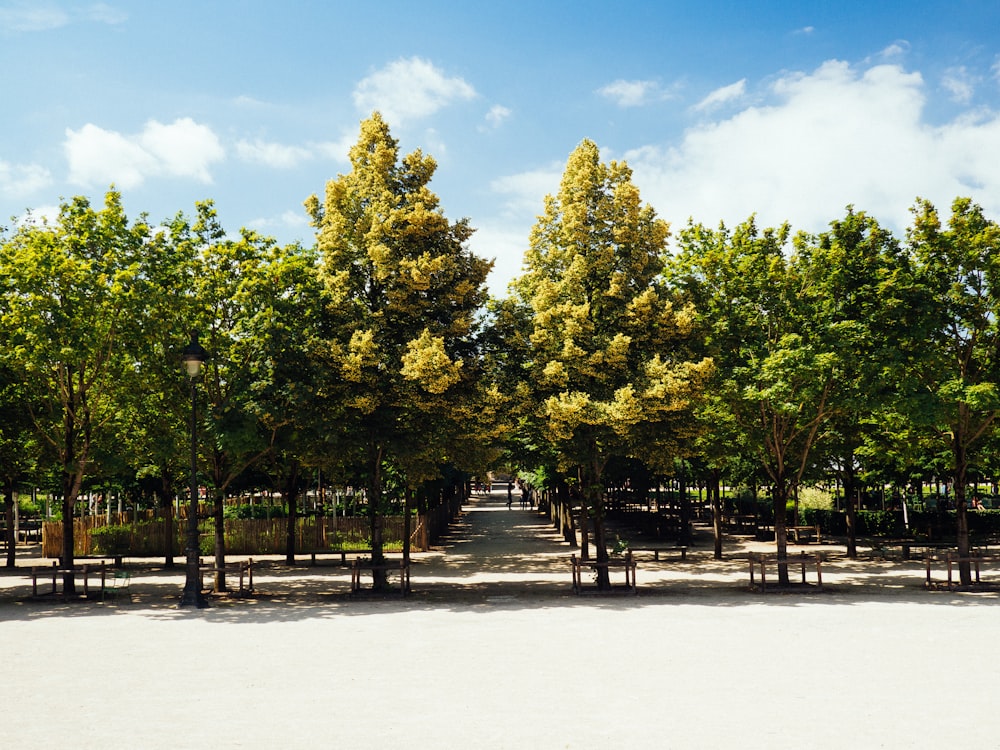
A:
[793, 207, 908, 558]
[906, 197, 1000, 584]
[675, 217, 837, 583]
[306, 113, 491, 589]
[0, 190, 150, 592]
[0, 362, 40, 567]
[514, 139, 711, 589]
[186, 205, 298, 591]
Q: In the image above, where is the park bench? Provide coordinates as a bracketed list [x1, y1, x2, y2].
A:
[787, 525, 821, 544]
[303, 548, 373, 566]
[748, 552, 824, 592]
[350, 556, 410, 596]
[28, 560, 108, 600]
[626, 544, 687, 561]
[924, 551, 999, 589]
[200, 558, 254, 597]
[570, 552, 637, 595]
[875, 539, 954, 560]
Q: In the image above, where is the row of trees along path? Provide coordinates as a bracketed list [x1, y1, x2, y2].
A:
[430, 486, 575, 598]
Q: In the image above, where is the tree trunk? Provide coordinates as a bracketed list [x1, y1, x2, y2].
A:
[284, 461, 300, 566]
[678, 474, 692, 545]
[774, 483, 791, 586]
[161, 471, 175, 569]
[368, 444, 388, 590]
[60, 475, 76, 594]
[213, 487, 227, 592]
[586, 452, 611, 591]
[710, 468, 723, 560]
[3, 482, 15, 568]
[403, 487, 412, 570]
[843, 456, 858, 560]
[953, 437, 972, 585]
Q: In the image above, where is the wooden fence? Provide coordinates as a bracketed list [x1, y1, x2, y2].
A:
[42, 515, 429, 559]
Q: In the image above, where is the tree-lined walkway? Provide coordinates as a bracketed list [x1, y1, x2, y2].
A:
[416, 486, 576, 598]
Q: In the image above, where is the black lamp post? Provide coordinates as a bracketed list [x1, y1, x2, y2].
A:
[180, 332, 208, 608]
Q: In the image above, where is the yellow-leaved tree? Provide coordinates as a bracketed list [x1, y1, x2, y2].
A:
[305, 113, 491, 589]
[513, 140, 712, 589]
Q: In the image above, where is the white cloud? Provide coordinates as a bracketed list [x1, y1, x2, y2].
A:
[0, 159, 52, 197]
[0, 3, 69, 32]
[618, 59, 1000, 240]
[11, 204, 59, 228]
[597, 79, 668, 107]
[85, 3, 127, 25]
[489, 164, 562, 217]
[469, 223, 528, 296]
[482, 104, 512, 130]
[353, 57, 476, 125]
[941, 66, 976, 103]
[65, 118, 224, 188]
[0, 2, 125, 32]
[236, 138, 311, 168]
[877, 41, 909, 61]
[693, 79, 747, 112]
[313, 134, 354, 163]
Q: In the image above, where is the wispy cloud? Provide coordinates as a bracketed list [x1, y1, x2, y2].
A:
[597, 79, 674, 107]
[353, 57, 476, 125]
[692, 79, 747, 112]
[64, 118, 224, 188]
[481, 104, 512, 131]
[0, 159, 52, 198]
[624, 59, 1000, 237]
[941, 65, 976, 103]
[0, 2, 125, 32]
[235, 138, 312, 168]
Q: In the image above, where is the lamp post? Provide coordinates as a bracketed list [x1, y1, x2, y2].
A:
[180, 333, 208, 607]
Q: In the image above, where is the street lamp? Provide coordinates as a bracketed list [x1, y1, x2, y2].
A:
[179, 332, 208, 607]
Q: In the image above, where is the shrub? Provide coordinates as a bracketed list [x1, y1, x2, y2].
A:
[91, 524, 131, 555]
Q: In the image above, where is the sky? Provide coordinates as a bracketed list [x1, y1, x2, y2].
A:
[3, 1, 1000, 294]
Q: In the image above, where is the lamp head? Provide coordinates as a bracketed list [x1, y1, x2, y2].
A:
[181, 333, 208, 378]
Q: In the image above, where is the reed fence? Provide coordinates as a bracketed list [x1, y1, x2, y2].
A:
[42, 515, 428, 558]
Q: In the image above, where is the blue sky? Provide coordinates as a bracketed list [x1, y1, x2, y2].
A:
[3, 1, 1000, 293]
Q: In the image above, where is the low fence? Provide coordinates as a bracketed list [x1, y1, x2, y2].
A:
[42, 514, 433, 559]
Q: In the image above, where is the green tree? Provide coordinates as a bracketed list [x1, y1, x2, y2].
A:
[306, 113, 491, 589]
[794, 207, 909, 558]
[675, 217, 836, 583]
[0, 190, 150, 591]
[0, 362, 40, 567]
[187, 205, 300, 591]
[907, 197, 1000, 584]
[514, 139, 711, 589]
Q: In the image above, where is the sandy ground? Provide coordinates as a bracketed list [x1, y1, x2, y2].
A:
[2, 491, 999, 749]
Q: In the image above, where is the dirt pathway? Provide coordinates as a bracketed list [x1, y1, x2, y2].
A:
[413, 486, 577, 599]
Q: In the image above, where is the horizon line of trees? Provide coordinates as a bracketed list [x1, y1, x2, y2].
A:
[3, 112, 999, 590]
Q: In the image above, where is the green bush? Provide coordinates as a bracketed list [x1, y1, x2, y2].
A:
[223, 504, 286, 519]
[91, 524, 131, 555]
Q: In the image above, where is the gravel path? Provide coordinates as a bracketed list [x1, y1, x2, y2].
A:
[2, 490, 999, 748]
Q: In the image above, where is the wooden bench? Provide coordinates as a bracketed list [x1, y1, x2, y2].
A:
[200, 558, 254, 597]
[570, 553, 637, 595]
[28, 561, 107, 599]
[877, 540, 954, 560]
[748, 552, 824, 592]
[924, 552, 998, 588]
[350, 557, 410, 596]
[300, 548, 374, 566]
[627, 545, 687, 561]
[787, 525, 821, 544]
